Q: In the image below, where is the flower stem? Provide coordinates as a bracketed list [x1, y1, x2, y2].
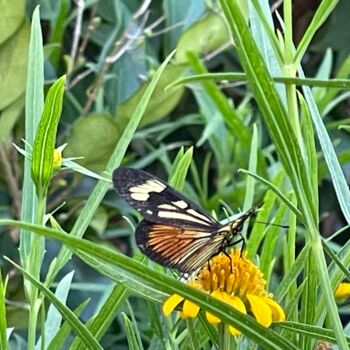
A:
[27, 194, 46, 350]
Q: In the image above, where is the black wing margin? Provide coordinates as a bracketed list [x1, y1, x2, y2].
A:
[112, 167, 220, 230]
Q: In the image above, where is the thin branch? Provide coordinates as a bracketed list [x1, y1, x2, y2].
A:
[70, 0, 85, 66]
[81, 0, 152, 115]
[203, 41, 232, 61]
[68, 67, 93, 89]
[78, 4, 97, 57]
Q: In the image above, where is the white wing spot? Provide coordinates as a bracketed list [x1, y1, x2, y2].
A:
[130, 192, 149, 201]
[158, 204, 176, 210]
[157, 211, 211, 225]
[187, 209, 213, 223]
[146, 210, 153, 215]
[129, 180, 166, 194]
[172, 200, 188, 209]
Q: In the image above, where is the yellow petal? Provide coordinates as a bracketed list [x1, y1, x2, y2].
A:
[162, 294, 184, 317]
[246, 294, 272, 327]
[228, 296, 246, 314]
[182, 299, 200, 318]
[205, 290, 224, 324]
[262, 297, 285, 322]
[226, 296, 246, 335]
[335, 283, 350, 298]
[206, 312, 221, 324]
[229, 326, 241, 336]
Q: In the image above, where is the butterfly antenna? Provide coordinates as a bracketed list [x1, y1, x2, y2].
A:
[254, 221, 289, 229]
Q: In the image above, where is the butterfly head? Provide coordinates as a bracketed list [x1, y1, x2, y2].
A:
[228, 206, 259, 235]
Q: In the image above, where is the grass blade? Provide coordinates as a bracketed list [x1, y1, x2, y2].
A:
[5, 258, 103, 350]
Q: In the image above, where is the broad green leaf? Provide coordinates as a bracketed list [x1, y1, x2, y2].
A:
[31, 75, 66, 198]
[163, 0, 205, 51]
[115, 65, 185, 128]
[175, 12, 229, 64]
[6, 258, 103, 350]
[64, 114, 122, 172]
[0, 21, 29, 110]
[0, 0, 25, 44]
[0, 95, 24, 144]
[0, 220, 298, 350]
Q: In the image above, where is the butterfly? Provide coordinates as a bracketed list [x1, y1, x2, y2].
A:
[112, 167, 258, 273]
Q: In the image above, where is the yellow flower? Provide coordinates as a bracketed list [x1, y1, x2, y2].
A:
[335, 282, 350, 299]
[53, 148, 63, 172]
[163, 249, 285, 336]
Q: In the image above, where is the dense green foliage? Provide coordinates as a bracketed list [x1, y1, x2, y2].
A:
[1, 0, 350, 349]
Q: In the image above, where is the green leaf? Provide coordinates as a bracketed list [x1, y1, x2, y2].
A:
[275, 245, 309, 301]
[122, 313, 141, 350]
[0, 220, 298, 350]
[300, 67, 350, 226]
[31, 75, 66, 198]
[166, 72, 350, 90]
[0, 0, 25, 44]
[169, 147, 193, 191]
[0, 21, 29, 110]
[163, 0, 205, 51]
[187, 54, 251, 148]
[36, 271, 75, 348]
[0, 270, 7, 350]
[260, 202, 287, 284]
[295, 0, 340, 65]
[64, 114, 122, 172]
[47, 299, 90, 350]
[276, 321, 350, 346]
[0, 95, 24, 144]
[175, 12, 229, 64]
[5, 258, 103, 350]
[70, 284, 129, 349]
[19, 4, 43, 289]
[115, 64, 185, 128]
[242, 124, 258, 239]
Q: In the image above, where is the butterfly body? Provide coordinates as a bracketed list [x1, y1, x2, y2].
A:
[113, 167, 257, 273]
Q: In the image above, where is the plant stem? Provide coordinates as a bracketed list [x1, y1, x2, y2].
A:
[27, 194, 46, 350]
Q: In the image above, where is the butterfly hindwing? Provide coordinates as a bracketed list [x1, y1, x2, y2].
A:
[135, 220, 227, 272]
[113, 167, 220, 230]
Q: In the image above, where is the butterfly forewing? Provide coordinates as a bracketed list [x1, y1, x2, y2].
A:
[113, 167, 220, 230]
